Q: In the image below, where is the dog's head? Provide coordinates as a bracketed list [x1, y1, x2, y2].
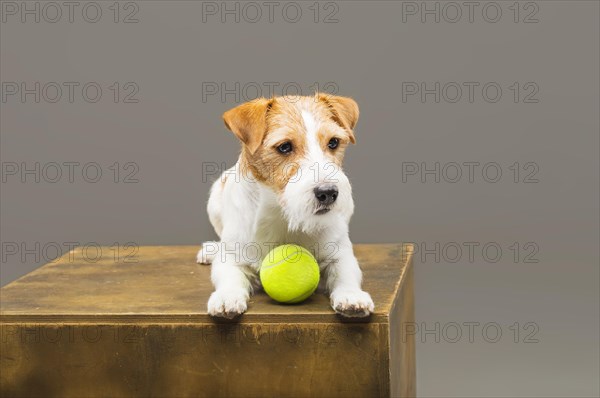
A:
[223, 94, 359, 233]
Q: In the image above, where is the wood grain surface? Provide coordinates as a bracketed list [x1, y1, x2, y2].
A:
[1, 244, 413, 324]
[0, 244, 415, 397]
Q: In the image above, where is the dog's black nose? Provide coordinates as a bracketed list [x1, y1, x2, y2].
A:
[314, 185, 338, 206]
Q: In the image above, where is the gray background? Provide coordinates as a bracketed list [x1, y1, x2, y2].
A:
[1, 1, 598, 396]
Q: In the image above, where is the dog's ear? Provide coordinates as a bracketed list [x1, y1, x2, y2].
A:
[223, 98, 273, 154]
[318, 94, 359, 143]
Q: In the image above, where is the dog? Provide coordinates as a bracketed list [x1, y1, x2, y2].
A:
[197, 94, 374, 319]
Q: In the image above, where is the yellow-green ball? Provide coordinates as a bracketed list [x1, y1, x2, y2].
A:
[260, 244, 320, 304]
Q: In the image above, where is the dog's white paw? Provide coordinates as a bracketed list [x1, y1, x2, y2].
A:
[207, 289, 248, 319]
[330, 289, 374, 318]
[196, 248, 211, 265]
[197, 242, 218, 265]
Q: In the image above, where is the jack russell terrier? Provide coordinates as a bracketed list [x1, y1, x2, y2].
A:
[197, 94, 374, 319]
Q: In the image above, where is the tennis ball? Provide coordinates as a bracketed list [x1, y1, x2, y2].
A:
[260, 244, 320, 304]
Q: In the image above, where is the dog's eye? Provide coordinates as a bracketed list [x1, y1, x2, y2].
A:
[328, 137, 340, 150]
[277, 142, 293, 154]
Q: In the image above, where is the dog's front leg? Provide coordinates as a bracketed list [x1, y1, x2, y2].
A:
[207, 242, 252, 319]
[325, 240, 374, 318]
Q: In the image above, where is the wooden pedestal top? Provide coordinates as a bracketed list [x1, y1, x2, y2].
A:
[1, 244, 413, 324]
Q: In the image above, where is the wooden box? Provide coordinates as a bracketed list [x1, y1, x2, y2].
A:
[1, 244, 415, 397]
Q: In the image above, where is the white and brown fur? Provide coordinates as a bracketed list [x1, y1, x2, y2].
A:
[198, 94, 374, 318]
